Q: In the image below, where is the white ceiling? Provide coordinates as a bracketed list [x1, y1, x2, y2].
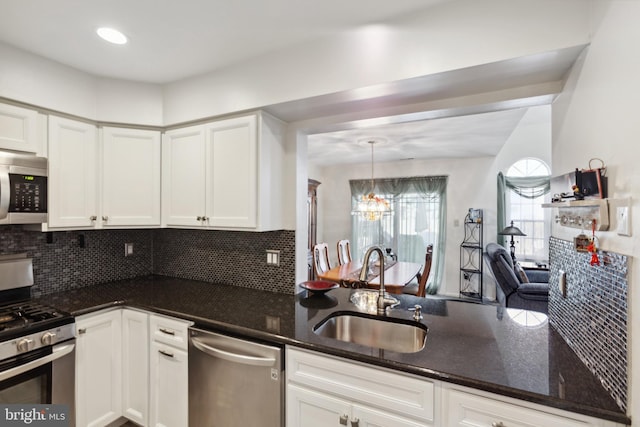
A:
[0, 1, 577, 164]
[307, 108, 533, 166]
[0, 0, 447, 84]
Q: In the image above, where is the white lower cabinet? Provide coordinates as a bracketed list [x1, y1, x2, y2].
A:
[122, 309, 150, 426]
[76, 309, 191, 427]
[286, 347, 435, 427]
[287, 347, 626, 427]
[149, 342, 188, 427]
[442, 386, 624, 427]
[288, 384, 427, 427]
[148, 314, 191, 427]
[76, 310, 122, 427]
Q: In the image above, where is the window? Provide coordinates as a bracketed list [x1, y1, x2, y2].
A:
[349, 176, 447, 294]
[504, 158, 550, 261]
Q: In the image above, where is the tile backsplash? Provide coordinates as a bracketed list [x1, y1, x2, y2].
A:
[548, 236, 628, 412]
[0, 226, 296, 296]
[153, 228, 295, 294]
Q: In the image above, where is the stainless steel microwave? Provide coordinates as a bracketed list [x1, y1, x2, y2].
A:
[0, 152, 47, 225]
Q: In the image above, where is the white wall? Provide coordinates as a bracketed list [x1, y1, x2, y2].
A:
[551, 0, 639, 418]
[314, 156, 495, 297]
[162, 0, 591, 124]
[310, 105, 551, 297]
[0, 42, 164, 125]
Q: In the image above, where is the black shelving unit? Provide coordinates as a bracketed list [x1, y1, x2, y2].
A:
[460, 209, 483, 300]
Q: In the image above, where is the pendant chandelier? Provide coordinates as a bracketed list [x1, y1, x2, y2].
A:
[352, 139, 390, 221]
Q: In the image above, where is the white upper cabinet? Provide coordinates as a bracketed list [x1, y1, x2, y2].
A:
[47, 116, 98, 228]
[0, 103, 40, 153]
[47, 118, 161, 230]
[161, 125, 207, 227]
[162, 111, 284, 231]
[102, 127, 161, 227]
[205, 115, 257, 228]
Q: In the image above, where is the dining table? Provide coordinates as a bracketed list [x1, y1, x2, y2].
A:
[317, 260, 422, 294]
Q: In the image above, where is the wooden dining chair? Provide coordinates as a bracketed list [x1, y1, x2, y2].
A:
[313, 242, 332, 278]
[336, 239, 352, 266]
[403, 244, 434, 297]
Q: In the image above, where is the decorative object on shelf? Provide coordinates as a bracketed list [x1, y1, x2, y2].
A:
[499, 220, 526, 262]
[460, 209, 483, 300]
[550, 158, 608, 203]
[351, 139, 390, 221]
[574, 233, 591, 252]
[588, 220, 600, 266]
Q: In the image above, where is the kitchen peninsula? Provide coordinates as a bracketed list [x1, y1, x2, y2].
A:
[39, 275, 629, 426]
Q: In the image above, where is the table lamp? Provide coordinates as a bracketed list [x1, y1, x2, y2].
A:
[499, 221, 526, 262]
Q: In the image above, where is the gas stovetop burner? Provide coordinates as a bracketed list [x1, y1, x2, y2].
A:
[0, 300, 73, 344]
[0, 302, 64, 329]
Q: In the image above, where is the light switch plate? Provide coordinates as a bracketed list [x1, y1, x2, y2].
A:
[558, 269, 567, 298]
[616, 206, 631, 236]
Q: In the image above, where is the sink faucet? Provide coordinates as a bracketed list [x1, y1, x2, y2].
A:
[359, 246, 398, 315]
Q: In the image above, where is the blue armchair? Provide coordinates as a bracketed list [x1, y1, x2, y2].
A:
[485, 242, 549, 314]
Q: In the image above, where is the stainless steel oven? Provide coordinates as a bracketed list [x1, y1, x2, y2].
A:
[0, 151, 48, 225]
[0, 254, 75, 425]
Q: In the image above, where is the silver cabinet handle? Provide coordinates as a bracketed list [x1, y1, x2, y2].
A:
[89, 215, 97, 221]
[350, 419, 360, 427]
[339, 414, 348, 425]
[203, 216, 209, 221]
[78, 328, 86, 334]
[159, 327, 175, 336]
[159, 349, 174, 358]
[102, 215, 108, 221]
[197, 216, 203, 221]
[492, 422, 505, 427]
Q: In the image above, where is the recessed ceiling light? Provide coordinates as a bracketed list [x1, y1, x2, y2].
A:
[96, 27, 128, 45]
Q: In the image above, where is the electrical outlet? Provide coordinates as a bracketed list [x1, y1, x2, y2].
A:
[125, 243, 134, 257]
[266, 250, 280, 266]
[558, 269, 567, 298]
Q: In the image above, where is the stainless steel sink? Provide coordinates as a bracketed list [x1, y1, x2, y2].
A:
[313, 312, 428, 353]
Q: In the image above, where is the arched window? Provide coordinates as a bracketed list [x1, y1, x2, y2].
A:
[503, 158, 550, 261]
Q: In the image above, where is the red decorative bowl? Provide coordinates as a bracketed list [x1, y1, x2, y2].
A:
[299, 280, 340, 294]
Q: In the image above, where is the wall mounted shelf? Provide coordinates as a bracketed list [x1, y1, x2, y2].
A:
[542, 199, 609, 231]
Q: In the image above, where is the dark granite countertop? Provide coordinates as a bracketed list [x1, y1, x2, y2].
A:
[37, 275, 629, 425]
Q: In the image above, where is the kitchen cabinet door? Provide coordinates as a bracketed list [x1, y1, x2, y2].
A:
[48, 116, 98, 228]
[102, 127, 161, 227]
[149, 341, 188, 427]
[122, 309, 149, 426]
[0, 102, 39, 153]
[161, 125, 207, 227]
[76, 310, 122, 427]
[353, 404, 429, 427]
[443, 387, 618, 427]
[205, 115, 257, 228]
[287, 384, 351, 427]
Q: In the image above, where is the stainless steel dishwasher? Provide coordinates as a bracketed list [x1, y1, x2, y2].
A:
[188, 327, 283, 426]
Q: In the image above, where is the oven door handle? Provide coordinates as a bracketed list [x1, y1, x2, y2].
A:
[191, 337, 275, 367]
[0, 342, 75, 382]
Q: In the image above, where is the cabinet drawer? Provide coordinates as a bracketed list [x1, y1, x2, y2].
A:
[445, 388, 609, 427]
[149, 314, 191, 350]
[287, 347, 435, 423]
